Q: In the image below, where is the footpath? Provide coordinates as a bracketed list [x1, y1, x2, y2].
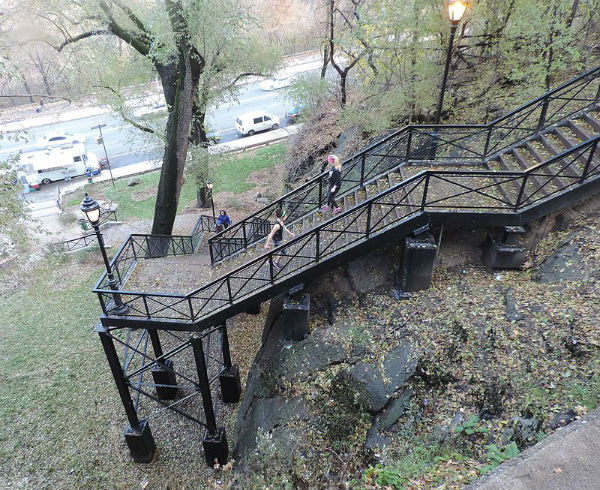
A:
[465, 407, 600, 490]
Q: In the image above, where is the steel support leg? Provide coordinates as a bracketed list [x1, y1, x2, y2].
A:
[219, 322, 241, 403]
[191, 335, 229, 466]
[97, 325, 156, 463]
[149, 329, 178, 400]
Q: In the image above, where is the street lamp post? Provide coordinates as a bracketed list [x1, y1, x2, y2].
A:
[81, 193, 128, 315]
[435, 0, 467, 125]
[206, 179, 216, 219]
[91, 123, 116, 187]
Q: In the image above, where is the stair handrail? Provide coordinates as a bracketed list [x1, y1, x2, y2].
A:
[94, 134, 600, 325]
[208, 65, 600, 264]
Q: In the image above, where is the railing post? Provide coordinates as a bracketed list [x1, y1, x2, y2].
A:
[226, 276, 233, 305]
[537, 94, 550, 130]
[142, 295, 151, 318]
[360, 153, 366, 186]
[221, 322, 232, 370]
[515, 175, 528, 210]
[315, 228, 320, 263]
[188, 297, 195, 321]
[242, 222, 248, 248]
[269, 254, 275, 284]
[318, 178, 323, 208]
[365, 202, 372, 238]
[580, 141, 598, 182]
[190, 335, 218, 436]
[209, 242, 215, 265]
[421, 174, 430, 211]
[483, 126, 492, 158]
[130, 237, 137, 261]
[405, 128, 413, 160]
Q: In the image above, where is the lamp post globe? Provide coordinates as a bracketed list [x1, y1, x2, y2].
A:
[80, 193, 101, 225]
[448, 0, 467, 25]
[80, 193, 129, 315]
[435, 0, 467, 125]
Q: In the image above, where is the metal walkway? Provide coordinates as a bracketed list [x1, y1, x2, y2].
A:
[95, 66, 600, 332]
[93, 66, 600, 465]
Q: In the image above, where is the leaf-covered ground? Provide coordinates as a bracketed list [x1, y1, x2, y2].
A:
[1, 194, 599, 489]
[232, 202, 600, 489]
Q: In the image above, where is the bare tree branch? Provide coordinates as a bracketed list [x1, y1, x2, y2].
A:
[96, 84, 155, 134]
[56, 29, 112, 52]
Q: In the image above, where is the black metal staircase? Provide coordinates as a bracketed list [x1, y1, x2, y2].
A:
[93, 66, 600, 465]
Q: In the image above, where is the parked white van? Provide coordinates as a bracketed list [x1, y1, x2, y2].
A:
[235, 111, 280, 136]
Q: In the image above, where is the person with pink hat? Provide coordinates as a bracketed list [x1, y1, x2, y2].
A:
[321, 154, 342, 215]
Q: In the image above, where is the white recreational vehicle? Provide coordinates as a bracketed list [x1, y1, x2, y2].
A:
[20, 143, 101, 187]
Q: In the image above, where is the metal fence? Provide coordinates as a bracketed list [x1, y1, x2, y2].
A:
[94, 134, 600, 325]
[207, 65, 600, 264]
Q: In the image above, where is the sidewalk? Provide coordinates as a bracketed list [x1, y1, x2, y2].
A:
[465, 407, 600, 490]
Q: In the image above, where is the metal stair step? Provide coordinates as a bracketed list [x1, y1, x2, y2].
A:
[525, 140, 568, 189]
[539, 134, 582, 179]
[578, 112, 600, 134]
[553, 127, 598, 175]
[374, 178, 394, 226]
[553, 127, 579, 148]
[511, 148, 534, 170]
[484, 158, 521, 202]
[582, 112, 600, 132]
[511, 148, 549, 197]
[566, 120, 592, 141]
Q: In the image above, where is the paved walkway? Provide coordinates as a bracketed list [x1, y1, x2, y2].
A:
[465, 408, 600, 490]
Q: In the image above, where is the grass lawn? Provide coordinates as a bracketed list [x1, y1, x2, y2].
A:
[66, 143, 287, 221]
[0, 254, 230, 489]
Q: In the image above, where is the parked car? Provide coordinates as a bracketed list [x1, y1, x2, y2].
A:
[259, 75, 292, 91]
[235, 111, 280, 136]
[37, 132, 85, 148]
[286, 105, 305, 123]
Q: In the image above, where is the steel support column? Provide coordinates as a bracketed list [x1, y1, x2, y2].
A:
[191, 334, 229, 466]
[97, 325, 156, 463]
[219, 322, 241, 403]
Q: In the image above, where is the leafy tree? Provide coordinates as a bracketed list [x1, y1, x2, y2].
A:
[0, 150, 28, 257]
[2, 0, 278, 236]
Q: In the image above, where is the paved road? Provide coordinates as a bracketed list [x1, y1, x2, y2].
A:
[0, 81, 296, 169]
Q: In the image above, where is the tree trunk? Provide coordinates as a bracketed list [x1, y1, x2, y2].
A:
[340, 71, 347, 107]
[320, 43, 329, 79]
[151, 54, 200, 236]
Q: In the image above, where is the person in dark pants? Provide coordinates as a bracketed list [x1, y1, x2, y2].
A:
[264, 208, 295, 269]
[321, 154, 342, 215]
[215, 210, 231, 232]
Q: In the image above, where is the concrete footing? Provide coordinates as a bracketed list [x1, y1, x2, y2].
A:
[151, 359, 178, 400]
[482, 226, 527, 270]
[219, 366, 241, 403]
[245, 303, 261, 315]
[124, 420, 156, 463]
[203, 427, 229, 467]
[397, 231, 438, 292]
[282, 293, 310, 341]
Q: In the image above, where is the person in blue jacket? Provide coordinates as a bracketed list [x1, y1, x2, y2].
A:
[215, 210, 231, 232]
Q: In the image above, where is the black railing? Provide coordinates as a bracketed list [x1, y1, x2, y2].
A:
[99, 208, 119, 226]
[208, 65, 600, 264]
[94, 135, 600, 324]
[55, 233, 98, 253]
[95, 214, 213, 291]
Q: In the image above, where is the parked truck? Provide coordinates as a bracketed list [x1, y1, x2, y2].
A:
[19, 143, 101, 188]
